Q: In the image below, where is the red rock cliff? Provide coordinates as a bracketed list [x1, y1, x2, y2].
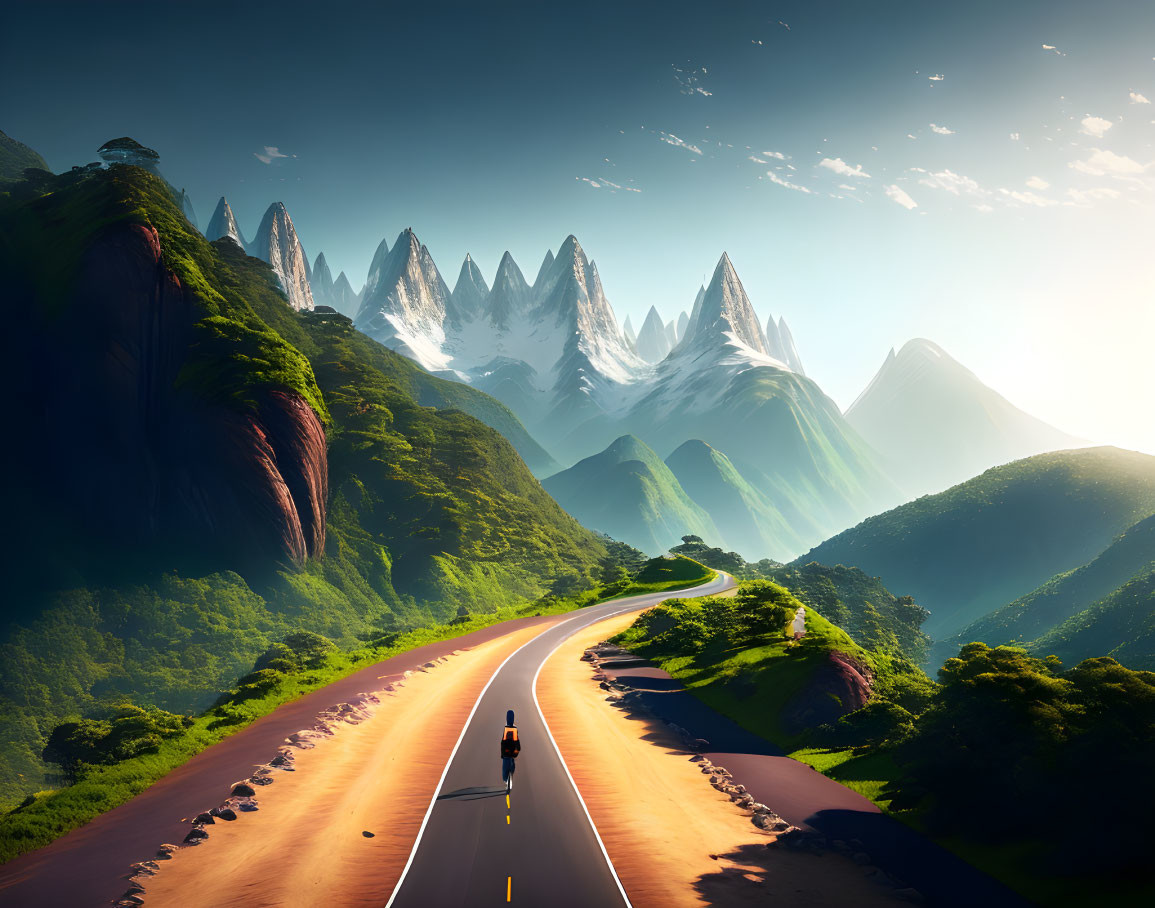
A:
[29, 221, 326, 569]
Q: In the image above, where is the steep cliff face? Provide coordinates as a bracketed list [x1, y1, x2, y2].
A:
[251, 202, 314, 311]
[8, 218, 327, 576]
[782, 650, 874, 734]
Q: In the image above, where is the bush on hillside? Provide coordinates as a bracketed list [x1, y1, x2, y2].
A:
[891, 644, 1155, 872]
[41, 705, 192, 781]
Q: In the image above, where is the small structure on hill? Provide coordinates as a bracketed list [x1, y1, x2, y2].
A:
[97, 137, 161, 173]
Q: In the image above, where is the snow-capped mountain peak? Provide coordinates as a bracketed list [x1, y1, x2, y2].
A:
[251, 202, 314, 311]
[363, 236, 391, 300]
[687, 253, 769, 354]
[636, 305, 672, 362]
[488, 251, 531, 330]
[532, 249, 555, 295]
[451, 253, 489, 320]
[205, 196, 247, 250]
[354, 226, 452, 370]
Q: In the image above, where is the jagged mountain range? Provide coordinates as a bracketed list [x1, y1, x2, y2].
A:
[193, 196, 1081, 561]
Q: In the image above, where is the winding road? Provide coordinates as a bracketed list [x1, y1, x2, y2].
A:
[386, 570, 735, 907]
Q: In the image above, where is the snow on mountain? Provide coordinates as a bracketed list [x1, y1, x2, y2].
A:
[676, 310, 689, 343]
[451, 254, 489, 322]
[354, 228, 452, 370]
[531, 249, 555, 295]
[778, 317, 805, 374]
[691, 253, 769, 354]
[205, 196, 247, 250]
[311, 252, 334, 307]
[362, 236, 391, 301]
[330, 271, 360, 316]
[486, 251, 532, 332]
[664, 320, 677, 349]
[251, 202, 314, 311]
[623, 314, 637, 346]
[635, 305, 672, 362]
[846, 338, 1083, 496]
[680, 285, 707, 350]
[532, 235, 644, 397]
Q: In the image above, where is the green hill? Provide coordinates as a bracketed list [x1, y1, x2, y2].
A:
[543, 434, 720, 554]
[0, 158, 605, 806]
[767, 562, 931, 662]
[0, 129, 49, 184]
[1027, 563, 1155, 669]
[936, 513, 1155, 666]
[800, 447, 1155, 641]
[665, 439, 800, 561]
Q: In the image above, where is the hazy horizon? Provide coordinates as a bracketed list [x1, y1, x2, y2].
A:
[4, 0, 1153, 454]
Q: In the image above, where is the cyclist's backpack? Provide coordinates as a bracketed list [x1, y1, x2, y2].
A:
[500, 726, 520, 758]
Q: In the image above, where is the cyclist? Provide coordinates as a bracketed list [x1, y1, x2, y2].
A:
[500, 709, 520, 791]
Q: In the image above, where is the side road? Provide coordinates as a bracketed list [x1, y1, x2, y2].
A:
[0, 612, 582, 907]
[0, 576, 729, 908]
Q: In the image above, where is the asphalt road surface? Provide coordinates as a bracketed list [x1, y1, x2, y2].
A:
[386, 571, 735, 908]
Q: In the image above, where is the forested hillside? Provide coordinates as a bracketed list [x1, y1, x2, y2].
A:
[0, 160, 606, 806]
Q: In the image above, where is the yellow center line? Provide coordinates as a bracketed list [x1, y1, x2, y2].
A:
[506, 814, 510, 824]
[506, 876, 512, 902]
[505, 794, 510, 809]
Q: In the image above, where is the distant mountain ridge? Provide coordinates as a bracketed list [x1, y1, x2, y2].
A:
[801, 447, 1155, 642]
[543, 435, 718, 554]
[937, 512, 1155, 668]
[847, 339, 1081, 496]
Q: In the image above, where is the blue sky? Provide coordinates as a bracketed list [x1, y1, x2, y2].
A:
[4, 0, 1154, 451]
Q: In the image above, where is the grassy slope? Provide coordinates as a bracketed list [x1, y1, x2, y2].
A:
[1028, 566, 1155, 668]
[937, 513, 1155, 668]
[543, 435, 720, 554]
[610, 555, 714, 597]
[767, 562, 931, 662]
[665, 439, 801, 562]
[0, 591, 587, 863]
[0, 558, 720, 863]
[612, 588, 905, 805]
[0, 129, 49, 184]
[800, 447, 1155, 641]
[0, 164, 606, 807]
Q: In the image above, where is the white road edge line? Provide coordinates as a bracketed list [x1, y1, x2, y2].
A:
[530, 571, 734, 908]
[384, 571, 732, 907]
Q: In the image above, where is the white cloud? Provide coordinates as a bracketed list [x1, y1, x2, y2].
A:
[999, 189, 1058, 207]
[885, 184, 918, 209]
[838, 183, 858, 191]
[762, 150, 787, 160]
[658, 131, 703, 155]
[974, 203, 994, 213]
[1079, 116, 1113, 137]
[819, 157, 871, 178]
[1066, 186, 1122, 205]
[914, 168, 984, 197]
[1130, 91, 1151, 105]
[576, 176, 641, 193]
[1026, 176, 1050, 190]
[254, 146, 292, 164]
[929, 123, 956, 135]
[928, 74, 945, 81]
[906, 133, 918, 140]
[672, 64, 712, 97]
[1069, 148, 1147, 176]
[1010, 132, 1021, 141]
[1041, 44, 1066, 56]
[765, 171, 812, 194]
